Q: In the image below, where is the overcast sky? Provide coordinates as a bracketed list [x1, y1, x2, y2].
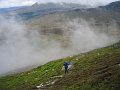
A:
[0, 0, 119, 8]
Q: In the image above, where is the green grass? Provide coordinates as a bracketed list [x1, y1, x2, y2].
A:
[0, 42, 120, 90]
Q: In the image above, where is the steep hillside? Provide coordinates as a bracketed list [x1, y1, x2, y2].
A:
[0, 42, 120, 90]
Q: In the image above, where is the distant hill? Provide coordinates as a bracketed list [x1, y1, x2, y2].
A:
[65, 0, 120, 26]
[15, 1, 120, 20]
[100, 1, 120, 11]
[0, 3, 90, 20]
[15, 3, 90, 20]
[0, 6, 27, 13]
[1, 1, 120, 20]
[22, 1, 120, 34]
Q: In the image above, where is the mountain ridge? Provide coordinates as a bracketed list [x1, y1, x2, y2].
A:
[99, 0, 120, 11]
[1, 1, 120, 20]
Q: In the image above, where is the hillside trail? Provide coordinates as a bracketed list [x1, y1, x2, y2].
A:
[35, 64, 73, 90]
[35, 75, 63, 90]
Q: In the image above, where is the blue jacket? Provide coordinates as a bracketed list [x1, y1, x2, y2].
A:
[64, 62, 69, 68]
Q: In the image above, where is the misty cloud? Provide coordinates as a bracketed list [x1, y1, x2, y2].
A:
[0, 15, 119, 76]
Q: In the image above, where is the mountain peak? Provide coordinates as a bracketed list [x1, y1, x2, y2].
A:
[32, 2, 39, 7]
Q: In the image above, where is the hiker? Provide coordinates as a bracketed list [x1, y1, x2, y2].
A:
[63, 61, 70, 74]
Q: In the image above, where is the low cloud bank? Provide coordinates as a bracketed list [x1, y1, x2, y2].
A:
[0, 16, 119, 75]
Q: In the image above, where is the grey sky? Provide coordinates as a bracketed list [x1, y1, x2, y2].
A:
[0, 0, 119, 8]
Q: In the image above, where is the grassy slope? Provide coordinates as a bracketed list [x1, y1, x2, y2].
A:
[0, 42, 120, 90]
